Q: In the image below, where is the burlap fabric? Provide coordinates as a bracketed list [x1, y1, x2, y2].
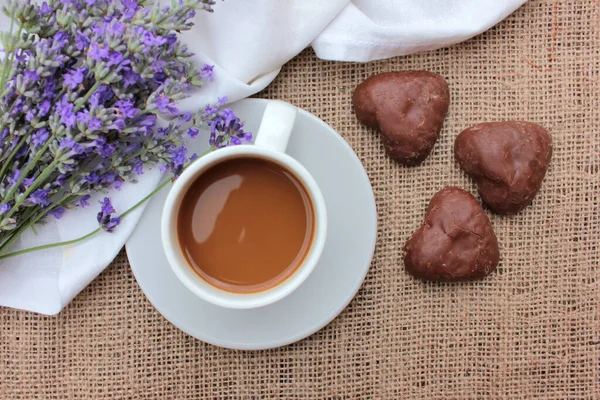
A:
[1, 0, 599, 398]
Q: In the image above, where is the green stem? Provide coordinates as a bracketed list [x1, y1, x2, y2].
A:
[0, 178, 172, 260]
[0, 79, 94, 211]
[0, 228, 102, 261]
[2, 158, 59, 219]
[1, 23, 23, 90]
[0, 140, 217, 260]
[0, 192, 76, 253]
[0, 135, 26, 177]
[0, 84, 66, 189]
[75, 81, 100, 111]
[0, 12, 15, 89]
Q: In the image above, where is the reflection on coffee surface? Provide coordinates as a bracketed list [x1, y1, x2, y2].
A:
[178, 157, 314, 293]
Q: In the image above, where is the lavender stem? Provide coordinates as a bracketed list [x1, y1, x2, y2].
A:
[0, 178, 171, 259]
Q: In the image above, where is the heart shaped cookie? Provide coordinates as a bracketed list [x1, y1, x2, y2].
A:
[352, 71, 450, 166]
[454, 121, 552, 215]
[403, 187, 499, 282]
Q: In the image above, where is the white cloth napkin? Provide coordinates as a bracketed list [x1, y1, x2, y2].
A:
[0, 0, 526, 314]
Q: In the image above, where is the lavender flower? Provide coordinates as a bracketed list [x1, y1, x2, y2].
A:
[0, 0, 251, 255]
[63, 67, 87, 89]
[75, 195, 91, 208]
[96, 197, 120, 232]
[49, 207, 65, 219]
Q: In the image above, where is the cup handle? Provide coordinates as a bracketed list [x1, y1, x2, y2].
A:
[254, 100, 297, 153]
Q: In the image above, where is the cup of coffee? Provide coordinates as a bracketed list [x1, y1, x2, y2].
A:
[161, 101, 327, 309]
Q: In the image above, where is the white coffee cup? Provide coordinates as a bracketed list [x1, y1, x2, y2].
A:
[161, 101, 327, 309]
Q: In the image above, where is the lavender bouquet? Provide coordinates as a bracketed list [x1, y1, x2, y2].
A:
[0, 0, 251, 259]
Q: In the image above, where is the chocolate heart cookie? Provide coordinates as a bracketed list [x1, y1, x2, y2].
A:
[403, 187, 499, 282]
[352, 71, 450, 166]
[454, 121, 552, 215]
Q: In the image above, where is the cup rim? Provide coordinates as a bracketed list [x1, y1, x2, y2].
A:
[161, 145, 327, 309]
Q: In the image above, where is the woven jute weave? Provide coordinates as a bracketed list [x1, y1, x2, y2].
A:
[1, 1, 599, 398]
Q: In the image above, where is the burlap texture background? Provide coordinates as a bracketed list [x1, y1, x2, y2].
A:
[1, 0, 599, 398]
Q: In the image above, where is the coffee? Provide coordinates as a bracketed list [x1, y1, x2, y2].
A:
[177, 157, 314, 294]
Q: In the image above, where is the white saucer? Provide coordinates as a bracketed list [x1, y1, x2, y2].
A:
[126, 99, 377, 350]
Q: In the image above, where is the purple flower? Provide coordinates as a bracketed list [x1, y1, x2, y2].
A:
[97, 141, 116, 158]
[113, 178, 124, 190]
[121, 0, 138, 11]
[0, 203, 11, 214]
[222, 108, 237, 126]
[152, 72, 166, 85]
[204, 104, 218, 116]
[8, 169, 21, 186]
[114, 99, 139, 118]
[60, 138, 84, 154]
[186, 127, 199, 138]
[97, 197, 121, 232]
[23, 177, 35, 187]
[150, 57, 166, 73]
[42, 78, 57, 99]
[138, 114, 156, 128]
[189, 153, 198, 162]
[84, 172, 100, 184]
[107, 21, 126, 36]
[104, 216, 121, 232]
[11, 98, 24, 115]
[99, 197, 115, 215]
[218, 96, 228, 105]
[201, 64, 214, 82]
[75, 31, 90, 51]
[53, 174, 67, 187]
[166, 104, 180, 117]
[88, 118, 103, 131]
[132, 160, 144, 175]
[63, 67, 87, 89]
[180, 112, 192, 122]
[49, 207, 65, 219]
[77, 110, 91, 124]
[39, 2, 53, 15]
[25, 110, 35, 121]
[38, 100, 51, 117]
[100, 172, 116, 183]
[91, 22, 106, 36]
[154, 95, 170, 112]
[142, 30, 167, 47]
[53, 31, 69, 47]
[112, 118, 126, 132]
[75, 195, 91, 208]
[122, 70, 139, 87]
[107, 51, 124, 67]
[14, 52, 27, 64]
[57, 96, 76, 127]
[23, 70, 40, 84]
[185, 9, 196, 21]
[15, 143, 28, 159]
[89, 85, 113, 108]
[165, 33, 178, 51]
[155, 127, 168, 138]
[88, 42, 110, 62]
[29, 189, 51, 208]
[169, 145, 187, 169]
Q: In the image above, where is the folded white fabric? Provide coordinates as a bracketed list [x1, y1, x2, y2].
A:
[0, 0, 525, 315]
